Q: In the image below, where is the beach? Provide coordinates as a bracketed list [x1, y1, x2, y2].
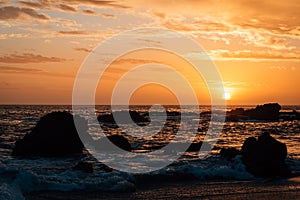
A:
[26, 178, 300, 200]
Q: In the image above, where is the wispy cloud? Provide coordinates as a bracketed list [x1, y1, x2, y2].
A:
[57, 4, 77, 12]
[0, 66, 43, 73]
[64, 0, 131, 9]
[113, 58, 169, 66]
[269, 66, 297, 71]
[0, 6, 50, 20]
[57, 30, 90, 35]
[19, 0, 131, 10]
[74, 47, 92, 53]
[0, 66, 73, 77]
[210, 50, 300, 60]
[163, 19, 231, 33]
[0, 53, 67, 63]
[102, 13, 116, 19]
[81, 9, 98, 15]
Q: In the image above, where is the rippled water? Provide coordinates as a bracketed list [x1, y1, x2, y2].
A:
[0, 105, 299, 198]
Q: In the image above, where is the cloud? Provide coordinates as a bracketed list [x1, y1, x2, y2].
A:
[20, 1, 76, 12]
[82, 9, 98, 15]
[102, 13, 116, 19]
[56, 29, 117, 39]
[233, 18, 300, 37]
[129, 0, 300, 39]
[19, 0, 131, 10]
[0, 66, 73, 78]
[0, 6, 50, 20]
[211, 50, 300, 60]
[269, 66, 297, 71]
[0, 66, 43, 73]
[113, 58, 168, 65]
[57, 30, 90, 35]
[19, 1, 51, 9]
[223, 81, 248, 87]
[57, 4, 77, 12]
[0, 53, 67, 63]
[74, 47, 92, 52]
[64, 0, 131, 9]
[0, 33, 31, 39]
[152, 11, 166, 19]
[0, 0, 10, 6]
[163, 19, 231, 33]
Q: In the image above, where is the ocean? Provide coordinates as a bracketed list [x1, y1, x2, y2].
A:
[0, 105, 299, 199]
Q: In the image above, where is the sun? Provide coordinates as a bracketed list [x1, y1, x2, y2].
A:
[223, 92, 231, 100]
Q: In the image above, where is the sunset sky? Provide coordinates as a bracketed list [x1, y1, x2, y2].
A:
[0, 0, 299, 105]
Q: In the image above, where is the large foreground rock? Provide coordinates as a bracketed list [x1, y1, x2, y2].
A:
[12, 111, 86, 157]
[241, 132, 289, 177]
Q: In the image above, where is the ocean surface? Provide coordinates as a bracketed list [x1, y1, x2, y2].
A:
[0, 105, 299, 199]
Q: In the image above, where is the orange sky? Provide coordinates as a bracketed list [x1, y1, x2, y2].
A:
[0, 0, 299, 105]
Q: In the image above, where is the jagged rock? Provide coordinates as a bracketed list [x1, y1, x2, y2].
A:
[241, 132, 290, 177]
[12, 111, 87, 157]
[226, 103, 281, 121]
[244, 103, 281, 121]
[72, 161, 94, 173]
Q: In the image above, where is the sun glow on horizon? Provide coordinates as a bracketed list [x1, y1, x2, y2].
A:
[0, 1, 299, 105]
[223, 92, 231, 101]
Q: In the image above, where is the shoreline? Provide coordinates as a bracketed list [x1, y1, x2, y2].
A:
[26, 177, 300, 200]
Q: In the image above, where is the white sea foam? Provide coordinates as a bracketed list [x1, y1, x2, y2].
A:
[12, 169, 135, 193]
[0, 183, 24, 200]
[149, 155, 254, 180]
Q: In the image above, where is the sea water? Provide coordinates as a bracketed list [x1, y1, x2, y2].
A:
[0, 105, 299, 199]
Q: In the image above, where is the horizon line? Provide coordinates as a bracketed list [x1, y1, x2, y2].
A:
[0, 103, 299, 106]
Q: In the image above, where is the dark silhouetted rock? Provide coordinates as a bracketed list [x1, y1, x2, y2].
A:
[227, 108, 244, 116]
[186, 142, 203, 152]
[220, 148, 240, 160]
[107, 134, 131, 151]
[98, 163, 113, 172]
[279, 110, 300, 120]
[72, 161, 94, 173]
[241, 132, 289, 177]
[244, 103, 281, 121]
[226, 114, 249, 122]
[12, 111, 87, 157]
[93, 134, 132, 152]
[226, 103, 281, 121]
[98, 111, 150, 126]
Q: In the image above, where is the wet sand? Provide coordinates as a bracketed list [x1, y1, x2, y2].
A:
[27, 177, 300, 200]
